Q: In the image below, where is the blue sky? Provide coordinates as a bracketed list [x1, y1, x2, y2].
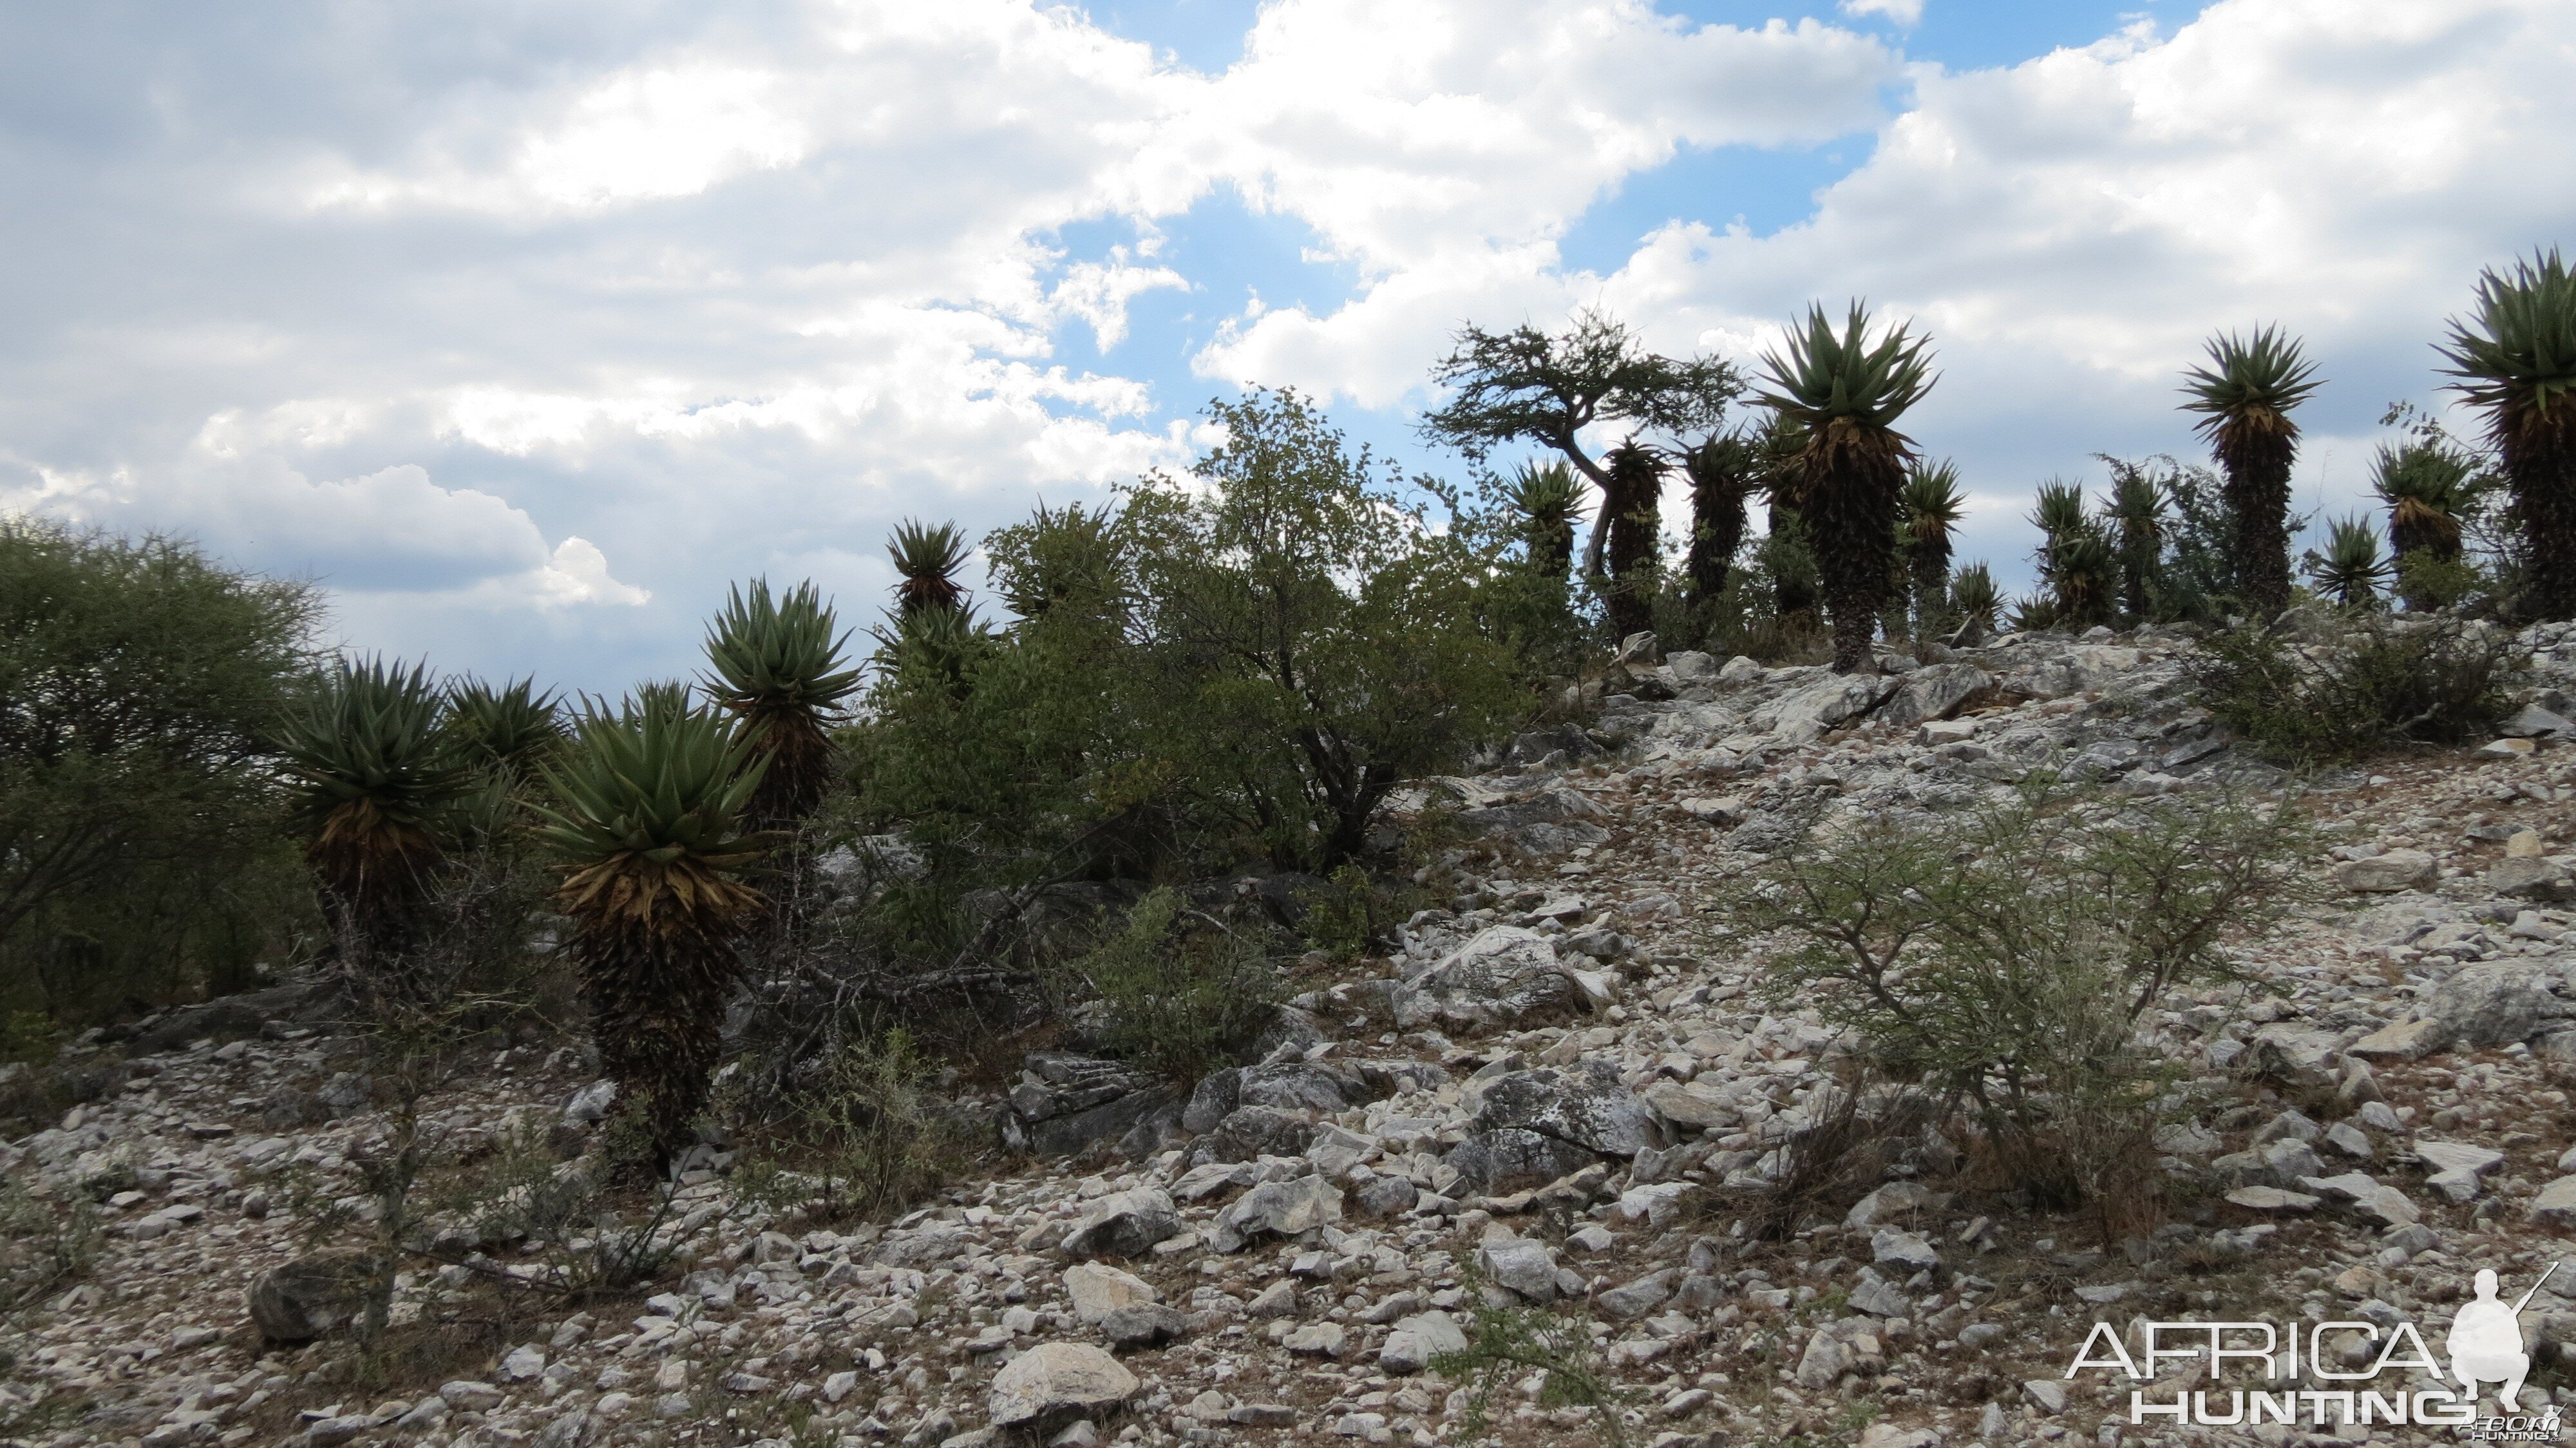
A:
[0, 0, 2564, 692]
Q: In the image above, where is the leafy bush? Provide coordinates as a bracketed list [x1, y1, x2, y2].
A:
[1057, 888, 1280, 1084]
[730, 1027, 977, 1224]
[0, 1176, 101, 1317]
[1743, 783, 2309, 1232]
[1298, 864, 1383, 963]
[2189, 614, 2524, 765]
[1429, 1271, 1638, 1448]
[0, 519, 322, 1027]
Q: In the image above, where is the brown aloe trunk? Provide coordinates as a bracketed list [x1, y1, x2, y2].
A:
[2216, 417, 2297, 616]
[1602, 445, 1663, 642]
[2506, 404, 2576, 620]
[1803, 422, 1908, 673]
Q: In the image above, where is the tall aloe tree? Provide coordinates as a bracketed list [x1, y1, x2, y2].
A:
[1949, 562, 2001, 634]
[2029, 481, 2114, 629]
[889, 520, 970, 618]
[703, 579, 861, 834]
[1756, 302, 1937, 672]
[1505, 461, 1586, 583]
[1899, 460, 1964, 638]
[2372, 442, 2471, 567]
[2181, 325, 2322, 616]
[536, 703, 768, 1170]
[2438, 249, 2576, 618]
[1684, 432, 1759, 610]
[2103, 463, 2168, 620]
[278, 658, 476, 996]
[1600, 442, 1665, 642]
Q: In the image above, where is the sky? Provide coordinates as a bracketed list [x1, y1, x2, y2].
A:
[1, 0, 2570, 692]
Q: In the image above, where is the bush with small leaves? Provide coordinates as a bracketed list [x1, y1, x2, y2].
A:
[2188, 614, 2524, 765]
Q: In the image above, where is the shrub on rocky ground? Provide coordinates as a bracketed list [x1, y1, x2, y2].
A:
[0, 1176, 100, 1318]
[1743, 781, 2311, 1236]
[730, 1026, 980, 1224]
[1054, 888, 1280, 1085]
[1428, 1271, 1636, 1448]
[2188, 612, 2523, 764]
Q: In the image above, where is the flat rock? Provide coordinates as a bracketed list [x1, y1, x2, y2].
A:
[2336, 850, 2437, 893]
[2226, 1186, 2319, 1212]
[1208, 1174, 1341, 1253]
[988, 1344, 1138, 1429]
[2530, 1176, 2576, 1226]
[1059, 1187, 1181, 1260]
[1475, 1237, 1560, 1302]
[1063, 1263, 1159, 1324]
[1471, 1058, 1663, 1157]
[1379, 1311, 1468, 1375]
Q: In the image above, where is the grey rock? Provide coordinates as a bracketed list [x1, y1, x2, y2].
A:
[2336, 850, 2438, 893]
[1282, 1322, 1346, 1358]
[1208, 1175, 1341, 1253]
[2418, 957, 2576, 1052]
[1444, 1129, 1598, 1196]
[1772, 674, 1897, 746]
[1870, 1228, 1940, 1273]
[562, 1079, 616, 1125]
[1059, 1187, 1180, 1261]
[2530, 1176, 2576, 1226]
[1793, 1329, 1849, 1388]
[2324, 1121, 2374, 1159]
[1597, 1270, 1674, 1320]
[1848, 1272, 1911, 1319]
[1002, 1054, 1182, 1159]
[1186, 1107, 1317, 1167]
[1391, 926, 1587, 1031]
[2490, 857, 2571, 901]
[1099, 1305, 1189, 1349]
[1379, 1311, 1467, 1375]
[1475, 1238, 1560, 1302]
[1845, 1181, 1942, 1228]
[1354, 1174, 1419, 1217]
[987, 1345, 1137, 1429]
[1879, 663, 1992, 729]
[1470, 1058, 1665, 1157]
[1063, 1262, 1159, 1324]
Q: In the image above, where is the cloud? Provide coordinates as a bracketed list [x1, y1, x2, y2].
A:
[1842, 0, 1925, 26]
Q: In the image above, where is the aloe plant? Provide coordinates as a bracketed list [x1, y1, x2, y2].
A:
[1600, 442, 1664, 641]
[276, 658, 476, 993]
[446, 676, 563, 779]
[2305, 515, 2391, 610]
[1505, 461, 1586, 582]
[889, 520, 970, 618]
[1899, 460, 1965, 637]
[1756, 301, 1937, 672]
[535, 701, 768, 1169]
[703, 578, 860, 832]
[2439, 250, 2576, 618]
[1685, 433, 1759, 610]
[2181, 326, 2322, 615]
[1949, 562, 2001, 633]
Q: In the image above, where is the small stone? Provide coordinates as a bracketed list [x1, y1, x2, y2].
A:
[1598, 1270, 1674, 1320]
[2226, 1186, 2318, 1212]
[1793, 1329, 1848, 1388]
[498, 1345, 546, 1381]
[1229, 1404, 1300, 1427]
[1870, 1228, 1940, 1273]
[1283, 1322, 1347, 1358]
[2481, 737, 2538, 757]
[2324, 1121, 2373, 1159]
[2023, 1379, 2069, 1414]
[2531, 1176, 2576, 1226]
[440, 1381, 505, 1411]
[1379, 1311, 1467, 1375]
[1059, 1187, 1181, 1261]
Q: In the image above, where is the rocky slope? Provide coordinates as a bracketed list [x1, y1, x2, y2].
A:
[14, 622, 2576, 1448]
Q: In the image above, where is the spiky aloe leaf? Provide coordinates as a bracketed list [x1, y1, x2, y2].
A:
[1505, 461, 1586, 528]
[447, 676, 563, 776]
[889, 519, 970, 616]
[2179, 326, 2322, 437]
[279, 656, 476, 854]
[2027, 479, 2090, 543]
[1755, 302, 1937, 434]
[1900, 461, 1964, 549]
[2439, 249, 2576, 430]
[2306, 515, 2390, 610]
[1949, 563, 2001, 631]
[2371, 442, 2471, 559]
[702, 578, 857, 832]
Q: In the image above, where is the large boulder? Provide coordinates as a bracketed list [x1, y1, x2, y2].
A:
[1390, 927, 1586, 1033]
[1877, 663, 1991, 729]
[1059, 1186, 1180, 1260]
[1768, 675, 1896, 745]
[2406, 957, 2576, 1055]
[247, 1252, 383, 1343]
[1208, 1175, 1343, 1253]
[1471, 1059, 1665, 1157]
[1000, 1053, 1182, 1158]
[987, 1344, 1137, 1429]
[1062, 1262, 1159, 1324]
[1186, 1106, 1317, 1167]
[1456, 788, 1613, 853]
[1444, 1129, 1600, 1196]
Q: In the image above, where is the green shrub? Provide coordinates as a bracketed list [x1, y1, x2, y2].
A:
[730, 1027, 977, 1224]
[1429, 1271, 1638, 1448]
[1298, 865, 1382, 963]
[1058, 888, 1279, 1083]
[2188, 614, 2523, 765]
[0, 1176, 101, 1317]
[2393, 548, 2491, 611]
[1743, 783, 2309, 1234]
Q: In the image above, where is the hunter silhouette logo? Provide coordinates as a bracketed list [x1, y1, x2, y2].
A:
[2063, 1259, 2569, 1434]
[2449, 1264, 2553, 1414]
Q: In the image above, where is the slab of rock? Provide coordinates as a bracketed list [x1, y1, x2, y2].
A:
[1793, 1329, 1849, 1388]
[1446, 1129, 1599, 1196]
[2529, 1176, 2576, 1226]
[1471, 1058, 1664, 1157]
[1063, 1263, 1159, 1324]
[2336, 850, 2437, 893]
[1475, 1238, 1560, 1302]
[2416, 1139, 2506, 1202]
[1207, 1175, 1341, 1253]
[989, 1344, 1138, 1429]
[1455, 788, 1613, 854]
[1597, 1270, 1674, 1320]
[1845, 1182, 1943, 1228]
[1391, 926, 1587, 1032]
[1879, 663, 1992, 728]
[1002, 1054, 1182, 1158]
[1871, 1228, 1940, 1273]
[2226, 1186, 2319, 1212]
[2347, 1016, 2447, 1061]
[1059, 1187, 1180, 1260]
[1642, 1080, 1736, 1130]
[1186, 1106, 1318, 1167]
[1848, 1272, 1911, 1319]
[1379, 1311, 1467, 1375]
[1100, 1304, 1189, 1349]
[2418, 957, 2576, 1052]
[1771, 674, 1897, 745]
[2490, 857, 2571, 900]
[2297, 1172, 2420, 1227]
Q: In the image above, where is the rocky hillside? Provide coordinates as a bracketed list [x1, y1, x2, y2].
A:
[13, 622, 2576, 1448]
